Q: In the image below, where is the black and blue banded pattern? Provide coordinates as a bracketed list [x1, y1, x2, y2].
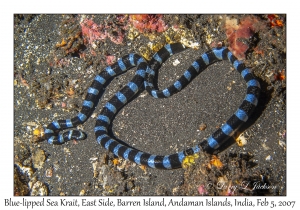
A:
[45, 43, 260, 169]
[146, 46, 260, 155]
[45, 53, 147, 144]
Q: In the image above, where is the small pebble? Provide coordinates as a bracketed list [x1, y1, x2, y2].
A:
[199, 123, 207, 131]
[173, 59, 180, 66]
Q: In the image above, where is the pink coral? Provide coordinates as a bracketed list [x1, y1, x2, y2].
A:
[106, 55, 116, 65]
[81, 19, 104, 45]
[225, 16, 264, 60]
[80, 18, 124, 46]
[198, 184, 208, 195]
[129, 15, 168, 33]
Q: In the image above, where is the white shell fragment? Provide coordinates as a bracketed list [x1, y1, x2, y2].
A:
[173, 59, 180, 66]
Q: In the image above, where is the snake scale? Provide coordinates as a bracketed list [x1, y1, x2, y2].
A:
[45, 43, 260, 169]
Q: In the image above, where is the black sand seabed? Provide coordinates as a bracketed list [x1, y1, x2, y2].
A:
[13, 14, 286, 196]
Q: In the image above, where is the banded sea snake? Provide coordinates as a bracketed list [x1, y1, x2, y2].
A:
[45, 43, 260, 169]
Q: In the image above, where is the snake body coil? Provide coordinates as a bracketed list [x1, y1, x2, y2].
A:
[45, 43, 260, 169]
